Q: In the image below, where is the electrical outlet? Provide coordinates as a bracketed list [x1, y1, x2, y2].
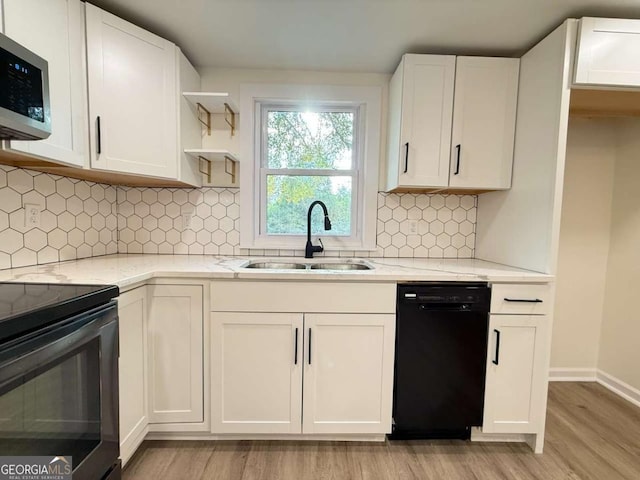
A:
[182, 212, 193, 230]
[24, 203, 41, 229]
[408, 220, 418, 234]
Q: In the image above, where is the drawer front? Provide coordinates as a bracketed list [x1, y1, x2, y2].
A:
[210, 281, 396, 313]
[490, 284, 551, 315]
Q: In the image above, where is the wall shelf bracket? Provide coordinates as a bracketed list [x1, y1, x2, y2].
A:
[196, 102, 212, 135]
[198, 155, 212, 183]
[224, 103, 236, 136]
[225, 155, 237, 183]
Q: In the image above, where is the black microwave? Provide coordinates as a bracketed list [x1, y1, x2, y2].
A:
[0, 32, 51, 140]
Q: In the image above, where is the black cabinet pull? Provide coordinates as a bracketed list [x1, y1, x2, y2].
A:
[294, 328, 298, 365]
[96, 116, 102, 155]
[308, 328, 312, 365]
[504, 298, 543, 303]
[493, 329, 501, 365]
[454, 144, 461, 175]
[403, 142, 409, 173]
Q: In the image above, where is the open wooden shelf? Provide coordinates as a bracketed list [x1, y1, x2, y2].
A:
[184, 149, 239, 183]
[182, 92, 238, 114]
[184, 149, 238, 163]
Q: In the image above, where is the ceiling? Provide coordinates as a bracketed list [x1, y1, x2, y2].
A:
[89, 0, 640, 73]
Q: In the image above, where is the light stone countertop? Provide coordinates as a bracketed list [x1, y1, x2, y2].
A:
[0, 254, 553, 290]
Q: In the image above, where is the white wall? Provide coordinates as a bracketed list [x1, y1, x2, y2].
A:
[552, 116, 640, 393]
[475, 21, 575, 274]
[551, 117, 616, 371]
[198, 67, 390, 189]
[598, 119, 640, 391]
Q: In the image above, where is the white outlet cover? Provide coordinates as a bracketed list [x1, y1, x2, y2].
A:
[24, 203, 41, 229]
[182, 212, 193, 230]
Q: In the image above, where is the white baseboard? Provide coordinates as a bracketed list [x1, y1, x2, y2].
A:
[548, 367, 597, 382]
[144, 432, 387, 442]
[596, 369, 640, 409]
[548, 368, 640, 408]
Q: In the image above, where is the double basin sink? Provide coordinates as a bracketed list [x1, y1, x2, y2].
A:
[243, 261, 373, 271]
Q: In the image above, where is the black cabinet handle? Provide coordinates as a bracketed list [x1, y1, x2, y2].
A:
[403, 142, 409, 173]
[308, 328, 312, 365]
[96, 116, 102, 155]
[294, 328, 298, 365]
[504, 298, 543, 303]
[493, 329, 501, 365]
[454, 144, 461, 175]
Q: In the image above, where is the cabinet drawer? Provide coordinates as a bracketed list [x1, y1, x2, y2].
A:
[490, 284, 551, 315]
[211, 281, 395, 313]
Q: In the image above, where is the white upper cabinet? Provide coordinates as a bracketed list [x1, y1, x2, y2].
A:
[85, 3, 178, 179]
[449, 57, 519, 190]
[386, 54, 519, 192]
[177, 50, 203, 187]
[386, 54, 456, 190]
[574, 17, 640, 88]
[1, 0, 87, 167]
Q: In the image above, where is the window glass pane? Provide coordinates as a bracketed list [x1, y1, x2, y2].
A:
[267, 110, 354, 169]
[266, 175, 352, 236]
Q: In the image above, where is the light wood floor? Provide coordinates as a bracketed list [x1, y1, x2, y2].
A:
[123, 383, 640, 480]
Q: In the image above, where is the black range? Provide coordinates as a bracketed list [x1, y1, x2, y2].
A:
[0, 282, 121, 480]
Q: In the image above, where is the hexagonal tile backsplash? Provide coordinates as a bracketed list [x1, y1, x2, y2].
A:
[117, 187, 241, 255]
[0, 166, 118, 270]
[0, 165, 477, 270]
[117, 187, 477, 259]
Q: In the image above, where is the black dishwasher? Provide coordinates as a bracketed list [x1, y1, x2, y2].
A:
[390, 282, 491, 440]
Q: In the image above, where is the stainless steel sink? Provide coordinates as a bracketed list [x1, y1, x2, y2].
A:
[244, 262, 307, 270]
[242, 260, 373, 271]
[309, 263, 372, 271]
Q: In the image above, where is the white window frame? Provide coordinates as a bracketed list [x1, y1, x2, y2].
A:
[240, 84, 381, 251]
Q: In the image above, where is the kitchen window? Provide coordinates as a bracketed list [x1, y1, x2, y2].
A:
[240, 84, 381, 250]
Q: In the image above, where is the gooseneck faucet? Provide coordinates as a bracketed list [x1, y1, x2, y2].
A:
[305, 200, 332, 258]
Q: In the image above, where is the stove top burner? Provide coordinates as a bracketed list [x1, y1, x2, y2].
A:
[0, 282, 119, 344]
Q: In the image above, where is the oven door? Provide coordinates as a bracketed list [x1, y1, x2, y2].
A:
[0, 302, 119, 480]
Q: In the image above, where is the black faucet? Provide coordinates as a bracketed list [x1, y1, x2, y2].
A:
[305, 200, 332, 258]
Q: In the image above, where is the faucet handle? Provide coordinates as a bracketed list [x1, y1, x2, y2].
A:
[318, 238, 324, 252]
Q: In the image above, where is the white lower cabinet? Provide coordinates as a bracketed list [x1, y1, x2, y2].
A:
[117, 287, 148, 465]
[147, 284, 203, 424]
[210, 311, 395, 436]
[482, 314, 548, 434]
[303, 314, 395, 434]
[211, 312, 303, 433]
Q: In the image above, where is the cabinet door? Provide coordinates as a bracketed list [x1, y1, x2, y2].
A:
[388, 54, 455, 190]
[574, 17, 640, 88]
[449, 57, 519, 190]
[211, 312, 303, 434]
[303, 314, 395, 434]
[85, 3, 177, 179]
[117, 287, 148, 465]
[482, 315, 548, 434]
[2, 0, 87, 167]
[147, 285, 203, 424]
